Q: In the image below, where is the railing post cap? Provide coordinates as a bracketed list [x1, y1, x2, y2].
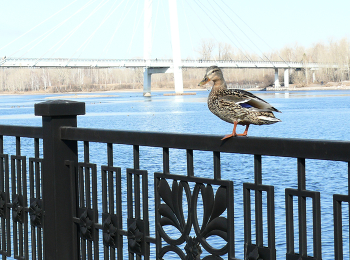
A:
[35, 100, 85, 117]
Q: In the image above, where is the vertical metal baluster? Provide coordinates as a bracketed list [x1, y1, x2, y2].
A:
[16, 136, 22, 258]
[17, 157, 23, 258]
[102, 167, 108, 260]
[23, 157, 28, 259]
[0, 135, 3, 256]
[186, 149, 194, 177]
[298, 158, 307, 257]
[333, 197, 342, 259]
[34, 138, 39, 159]
[16, 136, 20, 156]
[142, 170, 150, 260]
[0, 153, 9, 258]
[106, 143, 113, 259]
[116, 169, 122, 260]
[163, 147, 169, 174]
[135, 174, 141, 219]
[86, 167, 92, 260]
[134, 145, 139, 170]
[243, 185, 251, 253]
[35, 137, 43, 259]
[11, 156, 18, 257]
[313, 192, 321, 259]
[84, 141, 89, 163]
[0, 135, 3, 154]
[84, 142, 91, 259]
[254, 154, 263, 247]
[30, 158, 36, 260]
[107, 143, 113, 167]
[127, 167, 134, 260]
[92, 166, 98, 260]
[79, 166, 86, 260]
[135, 173, 141, 260]
[213, 151, 221, 180]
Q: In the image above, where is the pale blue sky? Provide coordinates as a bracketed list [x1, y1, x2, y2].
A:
[1, 0, 349, 60]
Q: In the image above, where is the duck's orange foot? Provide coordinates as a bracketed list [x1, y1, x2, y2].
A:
[221, 134, 236, 140]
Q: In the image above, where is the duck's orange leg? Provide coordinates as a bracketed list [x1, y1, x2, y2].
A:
[221, 122, 249, 140]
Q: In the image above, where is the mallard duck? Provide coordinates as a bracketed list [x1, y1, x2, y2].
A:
[198, 66, 281, 140]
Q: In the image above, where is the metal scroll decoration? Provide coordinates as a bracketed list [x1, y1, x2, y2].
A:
[156, 174, 234, 259]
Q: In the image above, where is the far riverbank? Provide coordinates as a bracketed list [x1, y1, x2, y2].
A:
[1, 83, 350, 96]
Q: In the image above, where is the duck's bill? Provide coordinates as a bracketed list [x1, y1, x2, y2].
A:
[198, 77, 210, 86]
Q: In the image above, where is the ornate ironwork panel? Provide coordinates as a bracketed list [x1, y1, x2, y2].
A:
[243, 155, 276, 260]
[285, 158, 321, 260]
[333, 161, 350, 260]
[11, 155, 29, 260]
[0, 154, 10, 258]
[29, 158, 43, 260]
[127, 168, 150, 259]
[75, 162, 99, 260]
[101, 165, 122, 259]
[155, 172, 234, 260]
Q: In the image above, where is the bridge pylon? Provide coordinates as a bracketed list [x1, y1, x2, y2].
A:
[143, 0, 183, 96]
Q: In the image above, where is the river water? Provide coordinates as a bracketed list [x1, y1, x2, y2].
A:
[0, 89, 350, 259]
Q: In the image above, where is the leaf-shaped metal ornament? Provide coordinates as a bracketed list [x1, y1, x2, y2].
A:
[158, 179, 175, 212]
[202, 217, 227, 241]
[158, 204, 181, 230]
[200, 184, 214, 233]
[208, 186, 227, 223]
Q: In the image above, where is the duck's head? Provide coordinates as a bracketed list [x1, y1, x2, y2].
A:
[198, 66, 225, 87]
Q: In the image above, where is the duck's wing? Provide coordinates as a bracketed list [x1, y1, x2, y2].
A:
[219, 89, 281, 113]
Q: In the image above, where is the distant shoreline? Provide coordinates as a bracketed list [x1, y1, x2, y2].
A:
[1, 84, 350, 96]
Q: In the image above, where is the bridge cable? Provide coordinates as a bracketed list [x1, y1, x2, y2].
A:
[70, 0, 134, 60]
[205, 0, 260, 62]
[46, 0, 107, 59]
[180, 0, 196, 59]
[219, 0, 290, 66]
[210, 0, 269, 62]
[10, 0, 98, 59]
[212, 0, 276, 65]
[190, 0, 253, 61]
[95, 0, 140, 59]
[126, 0, 143, 56]
[97, 0, 133, 58]
[160, 0, 173, 58]
[74, 0, 116, 58]
[150, 0, 161, 55]
[0, 0, 80, 53]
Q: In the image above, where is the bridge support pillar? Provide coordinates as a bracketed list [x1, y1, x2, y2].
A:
[174, 66, 184, 94]
[274, 68, 280, 88]
[284, 69, 289, 88]
[143, 67, 152, 96]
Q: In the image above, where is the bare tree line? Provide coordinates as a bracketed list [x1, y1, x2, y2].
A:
[0, 37, 349, 93]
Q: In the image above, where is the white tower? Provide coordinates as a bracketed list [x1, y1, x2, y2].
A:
[143, 0, 152, 96]
[168, 0, 183, 93]
[143, 0, 184, 95]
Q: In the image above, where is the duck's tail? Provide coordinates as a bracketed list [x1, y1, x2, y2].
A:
[257, 115, 282, 124]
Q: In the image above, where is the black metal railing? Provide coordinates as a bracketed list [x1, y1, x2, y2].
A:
[0, 100, 349, 259]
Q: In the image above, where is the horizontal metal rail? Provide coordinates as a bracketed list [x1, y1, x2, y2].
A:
[0, 125, 43, 139]
[61, 127, 350, 161]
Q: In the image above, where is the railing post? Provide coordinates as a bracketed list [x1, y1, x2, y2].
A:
[35, 100, 85, 260]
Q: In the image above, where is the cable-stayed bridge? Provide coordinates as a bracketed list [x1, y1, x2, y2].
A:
[0, 57, 331, 94]
[0, 0, 337, 95]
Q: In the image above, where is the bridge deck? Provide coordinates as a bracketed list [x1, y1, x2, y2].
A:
[0, 58, 330, 69]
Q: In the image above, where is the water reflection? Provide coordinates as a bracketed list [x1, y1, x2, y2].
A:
[2, 90, 350, 259]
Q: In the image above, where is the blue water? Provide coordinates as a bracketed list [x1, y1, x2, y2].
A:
[1, 90, 350, 259]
